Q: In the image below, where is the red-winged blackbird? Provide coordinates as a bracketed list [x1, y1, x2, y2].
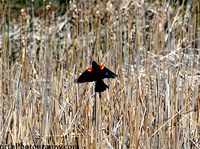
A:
[75, 61, 117, 92]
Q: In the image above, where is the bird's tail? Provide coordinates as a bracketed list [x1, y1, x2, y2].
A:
[95, 80, 108, 92]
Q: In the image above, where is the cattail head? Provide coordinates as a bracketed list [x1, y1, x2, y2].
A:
[21, 8, 26, 17]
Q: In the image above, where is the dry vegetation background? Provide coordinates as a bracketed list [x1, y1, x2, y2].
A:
[0, 0, 200, 148]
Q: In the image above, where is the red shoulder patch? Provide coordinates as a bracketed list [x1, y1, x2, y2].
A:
[99, 64, 104, 69]
[87, 67, 93, 72]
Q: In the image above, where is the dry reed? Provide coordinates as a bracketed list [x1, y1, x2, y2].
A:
[0, 0, 199, 148]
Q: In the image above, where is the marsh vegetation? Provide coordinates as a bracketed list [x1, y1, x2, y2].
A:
[0, 0, 199, 148]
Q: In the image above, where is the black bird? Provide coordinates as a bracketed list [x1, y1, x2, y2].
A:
[75, 61, 117, 92]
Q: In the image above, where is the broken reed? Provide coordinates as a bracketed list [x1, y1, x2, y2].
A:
[0, 1, 199, 148]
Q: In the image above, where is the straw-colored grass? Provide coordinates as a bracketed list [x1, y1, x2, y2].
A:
[0, 0, 199, 148]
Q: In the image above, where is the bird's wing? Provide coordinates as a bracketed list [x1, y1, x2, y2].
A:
[75, 68, 96, 83]
[101, 66, 117, 79]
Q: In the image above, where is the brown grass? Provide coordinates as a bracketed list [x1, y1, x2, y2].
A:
[0, 0, 199, 148]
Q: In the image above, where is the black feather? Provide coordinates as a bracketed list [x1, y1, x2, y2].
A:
[75, 61, 117, 92]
